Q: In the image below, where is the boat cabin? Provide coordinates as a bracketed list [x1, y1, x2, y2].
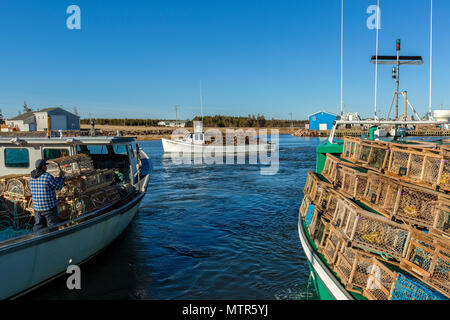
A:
[0, 136, 141, 184]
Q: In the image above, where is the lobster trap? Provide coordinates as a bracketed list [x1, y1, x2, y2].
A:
[341, 137, 362, 163]
[387, 144, 443, 190]
[341, 138, 390, 172]
[400, 230, 450, 298]
[319, 224, 346, 266]
[303, 171, 332, 205]
[321, 154, 341, 184]
[356, 140, 390, 172]
[332, 198, 411, 260]
[47, 154, 95, 179]
[336, 165, 368, 200]
[432, 198, 450, 237]
[389, 272, 446, 300]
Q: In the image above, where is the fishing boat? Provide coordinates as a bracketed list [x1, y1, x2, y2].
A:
[0, 136, 151, 299]
[162, 121, 276, 154]
[297, 34, 450, 299]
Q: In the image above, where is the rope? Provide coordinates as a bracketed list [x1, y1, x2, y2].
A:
[357, 244, 396, 261]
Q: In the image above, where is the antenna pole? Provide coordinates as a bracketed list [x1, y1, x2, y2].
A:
[340, 0, 344, 117]
[374, 0, 380, 120]
[395, 39, 401, 120]
[429, 0, 433, 119]
[200, 80, 203, 121]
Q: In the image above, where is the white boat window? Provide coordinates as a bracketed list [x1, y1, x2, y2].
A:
[4, 148, 29, 168]
[199, 134, 204, 140]
[44, 148, 69, 160]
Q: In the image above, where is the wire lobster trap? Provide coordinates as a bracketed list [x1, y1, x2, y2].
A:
[322, 154, 341, 184]
[393, 182, 444, 229]
[400, 230, 450, 298]
[319, 224, 346, 266]
[341, 137, 362, 163]
[47, 154, 95, 179]
[438, 147, 450, 193]
[387, 144, 443, 190]
[355, 140, 391, 173]
[432, 198, 450, 237]
[303, 171, 331, 204]
[79, 169, 115, 192]
[336, 165, 368, 200]
[332, 198, 411, 260]
[299, 194, 311, 220]
[362, 258, 398, 300]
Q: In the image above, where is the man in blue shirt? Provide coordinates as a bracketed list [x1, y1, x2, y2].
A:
[29, 159, 65, 232]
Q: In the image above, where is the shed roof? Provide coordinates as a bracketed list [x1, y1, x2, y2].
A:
[308, 111, 339, 118]
[9, 111, 36, 121]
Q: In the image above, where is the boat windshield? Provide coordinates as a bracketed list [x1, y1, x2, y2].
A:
[76, 143, 131, 183]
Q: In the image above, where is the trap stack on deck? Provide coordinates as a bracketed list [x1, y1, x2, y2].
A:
[0, 154, 127, 226]
[300, 137, 450, 300]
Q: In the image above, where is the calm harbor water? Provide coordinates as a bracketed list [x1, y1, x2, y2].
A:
[26, 135, 324, 300]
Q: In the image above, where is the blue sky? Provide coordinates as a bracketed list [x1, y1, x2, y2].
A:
[0, 0, 447, 120]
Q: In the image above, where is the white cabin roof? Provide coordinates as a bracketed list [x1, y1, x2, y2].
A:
[0, 136, 136, 146]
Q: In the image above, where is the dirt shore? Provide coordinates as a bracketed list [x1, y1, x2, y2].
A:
[80, 124, 296, 140]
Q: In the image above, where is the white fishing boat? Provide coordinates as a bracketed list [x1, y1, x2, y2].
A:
[162, 121, 276, 154]
[0, 136, 151, 299]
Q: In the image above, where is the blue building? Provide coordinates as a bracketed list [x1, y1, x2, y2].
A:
[308, 111, 339, 131]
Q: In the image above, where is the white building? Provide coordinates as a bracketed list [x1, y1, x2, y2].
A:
[6, 107, 80, 132]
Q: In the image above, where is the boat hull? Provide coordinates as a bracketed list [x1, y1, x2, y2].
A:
[162, 138, 275, 154]
[0, 193, 145, 300]
[297, 218, 353, 300]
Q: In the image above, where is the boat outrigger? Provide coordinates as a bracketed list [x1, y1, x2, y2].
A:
[0, 136, 151, 299]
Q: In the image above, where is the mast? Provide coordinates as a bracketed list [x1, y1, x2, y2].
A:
[395, 39, 400, 120]
[374, 0, 380, 120]
[340, 0, 344, 117]
[429, 0, 433, 119]
[200, 80, 204, 122]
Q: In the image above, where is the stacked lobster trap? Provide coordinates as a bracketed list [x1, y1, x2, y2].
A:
[299, 136, 450, 300]
[0, 154, 130, 230]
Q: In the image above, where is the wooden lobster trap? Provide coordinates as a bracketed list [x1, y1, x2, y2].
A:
[341, 137, 362, 163]
[393, 182, 444, 230]
[303, 171, 332, 205]
[355, 139, 390, 173]
[336, 165, 368, 200]
[332, 198, 411, 260]
[79, 169, 115, 192]
[333, 245, 375, 294]
[334, 246, 398, 300]
[362, 258, 398, 300]
[299, 194, 311, 220]
[360, 171, 442, 230]
[314, 217, 331, 251]
[319, 224, 346, 266]
[438, 146, 450, 192]
[432, 198, 450, 238]
[387, 143, 443, 190]
[47, 154, 95, 179]
[400, 230, 450, 298]
[321, 154, 341, 184]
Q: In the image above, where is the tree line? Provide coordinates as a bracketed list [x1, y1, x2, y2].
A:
[81, 114, 308, 128]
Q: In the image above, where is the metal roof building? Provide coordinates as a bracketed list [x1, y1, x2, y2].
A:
[308, 111, 339, 131]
